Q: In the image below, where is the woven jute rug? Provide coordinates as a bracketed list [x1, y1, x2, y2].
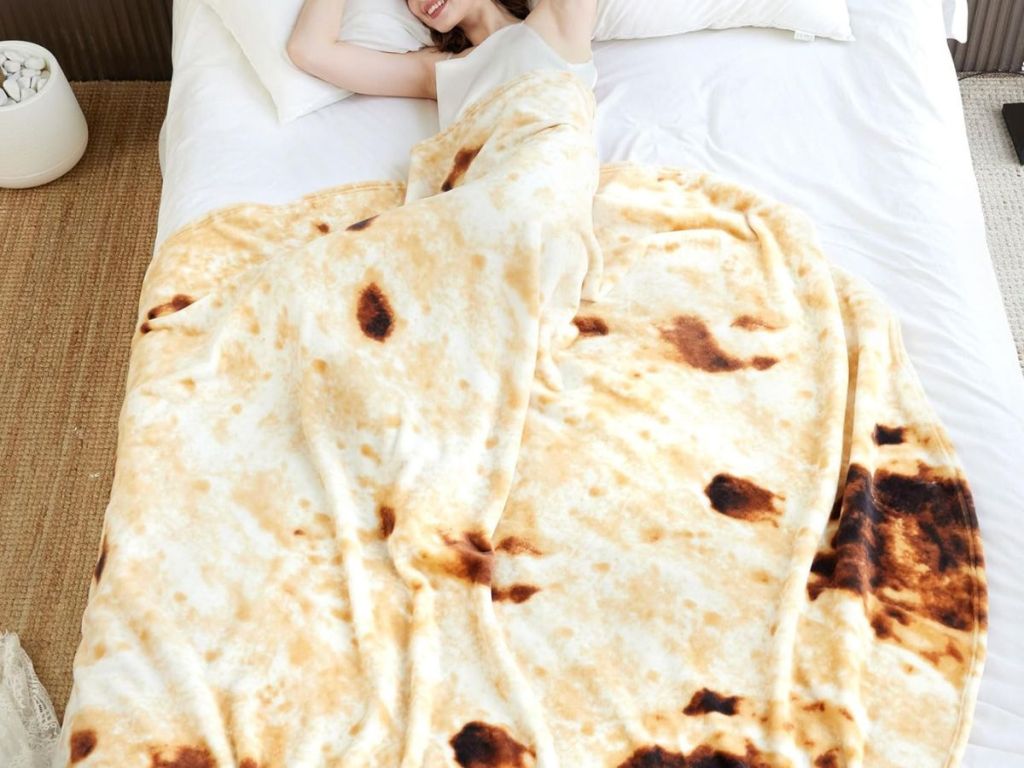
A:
[0, 82, 168, 719]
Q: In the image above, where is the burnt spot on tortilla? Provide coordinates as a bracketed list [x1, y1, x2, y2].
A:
[140, 294, 195, 335]
[94, 535, 108, 583]
[807, 462, 986, 637]
[450, 721, 531, 767]
[617, 746, 686, 768]
[705, 474, 778, 522]
[315, 221, 331, 234]
[659, 315, 776, 372]
[618, 744, 771, 768]
[661, 316, 742, 372]
[239, 761, 259, 768]
[444, 531, 494, 585]
[70, 730, 97, 762]
[441, 146, 483, 192]
[378, 505, 396, 538]
[683, 688, 740, 716]
[357, 283, 394, 342]
[491, 584, 541, 603]
[814, 751, 840, 768]
[873, 424, 906, 445]
[573, 316, 609, 336]
[147, 294, 195, 321]
[731, 315, 778, 331]
[150, 745, 216, 768]
[496, 536, 542, 556]
[346, 215, 378, 232]
[750, 356, 778, 370]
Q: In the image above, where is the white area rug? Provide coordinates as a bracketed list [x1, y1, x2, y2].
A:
[960, 73, 1024, 372]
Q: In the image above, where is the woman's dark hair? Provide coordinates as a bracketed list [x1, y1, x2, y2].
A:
[431, 0, 531, 54]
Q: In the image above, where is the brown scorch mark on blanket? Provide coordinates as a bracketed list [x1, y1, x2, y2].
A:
[450, 721, 531, 767]
[147, 294, 195, 320]
[70, 730, 97, 762]
[617, 744, 772, 768]
[150, 745, 216, 768]
[346, 215, 378, 231]
[814, 751, 840, 768]
[94, 535, 108, 583]
[496, 536, 542, 555]
[491, 584, 541, 603]
[873, 424, 906, 445]
[357, 283, 394, 341]
[731, 315, 778, 331]
[617, 746, 686, 768]
[573, 315, 609, 336]
[444, 532, 495, 585]
[378, 505, 396, 538]
[239, 761, 260, 768]
[659, 315, 777, 372]
[441, 146, 482, 192]
[140, 294, 195, 334]
[807, 462, 985, 638]
[315, 221, 331, 234]
[683, 688, 740, 716]
[705, 474, 778, 522]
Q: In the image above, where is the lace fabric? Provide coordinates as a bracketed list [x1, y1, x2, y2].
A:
[0, 633, 60, 768]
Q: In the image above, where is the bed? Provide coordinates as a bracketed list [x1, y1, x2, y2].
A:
[152, 0, 1024, 764]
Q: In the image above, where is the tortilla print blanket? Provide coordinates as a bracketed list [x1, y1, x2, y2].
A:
[56, 71, 986, 768]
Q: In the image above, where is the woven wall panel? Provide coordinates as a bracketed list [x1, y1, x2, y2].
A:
[0, 0, 173, 80]
[951, 0, 1024, 72]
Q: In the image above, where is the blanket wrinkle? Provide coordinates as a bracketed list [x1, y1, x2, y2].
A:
[53, 71, 985, 768]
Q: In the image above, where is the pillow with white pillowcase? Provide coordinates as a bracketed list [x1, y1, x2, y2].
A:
[568, 0, 853, 42]
[202, 0, 432, 123]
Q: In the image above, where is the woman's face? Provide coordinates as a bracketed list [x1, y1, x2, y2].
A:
[407, 0, 467, 33]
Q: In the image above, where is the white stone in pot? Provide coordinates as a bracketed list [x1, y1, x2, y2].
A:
[24, 55, 45, 70]
[3, 78, 20, 102]
[22, 87, 35, 100]
[3, 49, 25, 64]
[2, 59, 20, 74]
[0, 89, 7, 107]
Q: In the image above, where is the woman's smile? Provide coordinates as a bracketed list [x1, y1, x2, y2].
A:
[424, 0, 450, 20]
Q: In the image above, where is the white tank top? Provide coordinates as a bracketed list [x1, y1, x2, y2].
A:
[435, 22, 597, 131]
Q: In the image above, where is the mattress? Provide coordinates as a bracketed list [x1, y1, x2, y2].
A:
[157, 0, 1024, 765]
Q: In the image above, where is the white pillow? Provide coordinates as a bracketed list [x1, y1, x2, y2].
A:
[202, 0, 432, 123]
[206, 0, 853, 123]
[578, 0, 853, 42]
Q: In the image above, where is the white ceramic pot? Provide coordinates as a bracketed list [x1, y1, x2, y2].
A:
[0, 41, 88, 189]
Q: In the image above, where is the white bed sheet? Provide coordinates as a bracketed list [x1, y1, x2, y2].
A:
[158, 0, 1024, 764]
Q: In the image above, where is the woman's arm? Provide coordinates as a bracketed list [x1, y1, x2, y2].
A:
[287, 0, 444, 98]
[526, 0, 598, 63]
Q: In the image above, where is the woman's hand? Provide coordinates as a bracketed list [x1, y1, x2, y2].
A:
[287, 0, 441, 99]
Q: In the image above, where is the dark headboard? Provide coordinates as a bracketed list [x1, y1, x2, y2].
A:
[0, 0, 173, 80]
[0, 1, 1020, 83]
[950, 0, 1024, 73]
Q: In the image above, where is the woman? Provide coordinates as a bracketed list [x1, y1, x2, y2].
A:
[287, 0, 597, 126]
